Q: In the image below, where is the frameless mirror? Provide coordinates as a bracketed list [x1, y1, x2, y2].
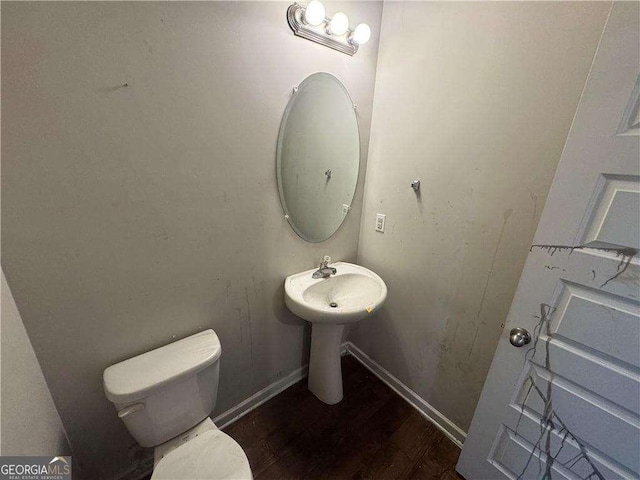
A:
[277, 72, 360, 242]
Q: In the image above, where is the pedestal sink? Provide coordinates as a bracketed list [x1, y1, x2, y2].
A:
[284, 262, 387, 404]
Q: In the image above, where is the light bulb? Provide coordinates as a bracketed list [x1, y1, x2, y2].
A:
[328, 12, 349, 36]
[351, 23, 371, 45]
[303, 1, 325, 26]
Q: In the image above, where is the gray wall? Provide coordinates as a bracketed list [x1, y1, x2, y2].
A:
[1, 2, 382, 478]
[1, 270, 70, 457]
[350, 1, 610, 432]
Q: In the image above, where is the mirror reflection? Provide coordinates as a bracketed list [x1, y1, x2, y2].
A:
[276, 73, 360, 243]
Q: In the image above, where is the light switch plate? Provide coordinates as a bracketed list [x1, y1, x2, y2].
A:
[375, 214, 386, 233]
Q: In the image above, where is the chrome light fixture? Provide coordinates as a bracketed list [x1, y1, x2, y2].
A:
[287, 2, 371, 56]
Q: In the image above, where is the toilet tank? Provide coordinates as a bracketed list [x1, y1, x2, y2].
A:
[103, 330, 222, 447]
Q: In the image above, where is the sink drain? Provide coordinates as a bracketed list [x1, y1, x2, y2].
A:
[329, 302, 338, 308]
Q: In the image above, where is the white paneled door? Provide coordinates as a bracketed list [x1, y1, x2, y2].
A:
[457, 3, 640, 479]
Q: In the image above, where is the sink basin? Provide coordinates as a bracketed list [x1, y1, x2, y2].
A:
[284, 262, 387, 404]
[285, 262, 387, 324]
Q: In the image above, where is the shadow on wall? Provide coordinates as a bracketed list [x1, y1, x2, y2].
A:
[0, 270, 72, 458]
[272, 282, 312, 368]
[349, 303, 412, 384]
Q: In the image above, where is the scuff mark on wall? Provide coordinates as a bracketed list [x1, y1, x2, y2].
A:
[529, 190, 539, 220]
[468, 209, 513, 357]
[244, 287, 254, 368]
[236, 307, 243, 343]
[251, 276, 258, 298]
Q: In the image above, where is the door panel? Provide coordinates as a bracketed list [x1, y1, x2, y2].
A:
[526, 333, 639, 415]
[548, 280, 639, 368]
[580, 174, 640, 250]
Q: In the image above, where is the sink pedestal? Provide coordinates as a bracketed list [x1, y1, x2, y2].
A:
[284, 262, 388, 405]
[308, 323, 345, 404]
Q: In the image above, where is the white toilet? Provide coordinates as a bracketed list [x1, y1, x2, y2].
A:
[103, 329, 252, 480]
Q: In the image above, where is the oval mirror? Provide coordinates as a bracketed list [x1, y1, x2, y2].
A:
[276, 73, 360, 242]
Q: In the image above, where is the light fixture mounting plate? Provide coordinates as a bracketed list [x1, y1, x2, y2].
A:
[287, 3, 358, 56]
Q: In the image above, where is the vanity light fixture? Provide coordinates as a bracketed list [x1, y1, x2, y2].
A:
[287, 2, 371, 56]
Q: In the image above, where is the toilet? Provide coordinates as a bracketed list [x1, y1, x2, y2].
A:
[103, 330, 252, 480]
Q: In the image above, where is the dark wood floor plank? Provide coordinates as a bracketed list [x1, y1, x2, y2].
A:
[422, 434, 461, 469]
[263, 372, 381, 458]
[440, 469, 465, 480]
[304, 401, 406, 479]
[222, 354, 463, 480]
[351, 444, 415, 480]
[225, 380, 311, 445]
[407, 434, 462, 480]
[240, 438, 278, 477]
[265, 385, 395, 478]
[389, 409, 440, 461]
[258, 428, 331, 480]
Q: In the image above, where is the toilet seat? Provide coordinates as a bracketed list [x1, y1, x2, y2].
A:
[151, 429, 252, 480]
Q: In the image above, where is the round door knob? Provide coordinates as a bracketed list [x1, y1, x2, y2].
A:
[509, 327, 531, 347]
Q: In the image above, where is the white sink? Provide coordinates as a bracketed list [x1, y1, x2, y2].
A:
[285, 262, 387, 324]
[284, 262, 387, 404]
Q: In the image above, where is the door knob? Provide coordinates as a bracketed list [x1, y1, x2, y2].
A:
[509, 328, 531, 347]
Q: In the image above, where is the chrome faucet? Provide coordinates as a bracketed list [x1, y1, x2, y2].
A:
[312, 256, 337, 279]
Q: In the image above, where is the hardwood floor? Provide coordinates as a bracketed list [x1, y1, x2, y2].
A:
[223, 355, 463, 479]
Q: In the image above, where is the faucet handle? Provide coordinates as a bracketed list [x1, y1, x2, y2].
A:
[320, 255, 331, 268]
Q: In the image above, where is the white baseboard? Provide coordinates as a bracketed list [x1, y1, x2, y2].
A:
[344, 341, 466, 448]
[212, 364, 309, 430]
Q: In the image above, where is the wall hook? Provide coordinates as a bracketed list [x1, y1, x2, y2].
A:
[411, 180, 420, 192]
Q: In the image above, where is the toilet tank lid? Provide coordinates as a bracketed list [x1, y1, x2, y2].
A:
[103, 330, 221, 404]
